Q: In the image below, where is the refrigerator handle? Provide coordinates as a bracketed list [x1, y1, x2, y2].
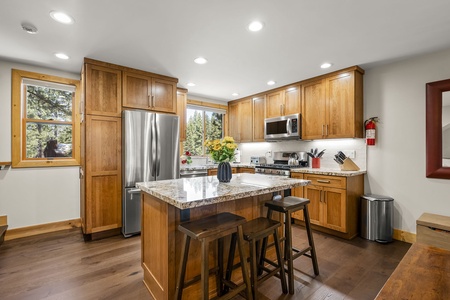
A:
[151, 115, 157, 177]
[156, 117, 161, 177]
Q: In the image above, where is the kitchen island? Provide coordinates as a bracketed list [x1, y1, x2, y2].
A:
[136, 173, 310, 299]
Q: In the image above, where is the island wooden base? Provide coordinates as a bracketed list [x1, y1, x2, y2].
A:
[141, 192, 281, 299]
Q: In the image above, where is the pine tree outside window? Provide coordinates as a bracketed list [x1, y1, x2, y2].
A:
[11, 69, 81, 168]
[183, 105, 225, 156]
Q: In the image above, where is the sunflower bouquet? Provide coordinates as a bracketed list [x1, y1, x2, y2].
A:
[204, 136, 238, 163]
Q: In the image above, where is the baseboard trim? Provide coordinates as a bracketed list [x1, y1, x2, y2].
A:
[0, 215, 7, 226]
[5, 218, 81, 241]
[393, 228, 416, 243]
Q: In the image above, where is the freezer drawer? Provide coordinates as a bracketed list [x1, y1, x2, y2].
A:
[122, 187, 141, 237]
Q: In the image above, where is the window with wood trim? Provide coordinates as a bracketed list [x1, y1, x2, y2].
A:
[11, 69, 81, 168]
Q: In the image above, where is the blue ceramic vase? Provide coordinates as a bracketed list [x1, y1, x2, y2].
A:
[217, 162, 232, 182]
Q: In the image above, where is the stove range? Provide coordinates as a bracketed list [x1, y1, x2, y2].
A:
[255, 151, 309, 176]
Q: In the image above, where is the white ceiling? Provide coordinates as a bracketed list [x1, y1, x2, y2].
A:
[2, 0, 450, 102]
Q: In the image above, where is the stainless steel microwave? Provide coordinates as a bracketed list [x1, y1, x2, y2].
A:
[264, 113, 301, 141]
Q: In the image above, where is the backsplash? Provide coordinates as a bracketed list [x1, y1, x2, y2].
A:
[237, 138, 367, 171]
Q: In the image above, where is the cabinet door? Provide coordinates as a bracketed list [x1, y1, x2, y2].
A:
[302, 79, 326, 139]
[85, 115, 122, 234]
[323, 187, 347, 233]
[177, 89, 187, 141]
[284, 85, 301, 116]
[208, 169, 217, 176]
[122, 71, 152, 109]
[303, 185, 322, 226]
[85, 64, 122, 117]
[252, 95, 265, 141]
[326, 72, 355, 138]
[152, 78, 177, 113]
[238, 167, 255, 174]
[239, 99, 253, 142]
[228, 101, 240, 141]
[266, 90, 283, 118]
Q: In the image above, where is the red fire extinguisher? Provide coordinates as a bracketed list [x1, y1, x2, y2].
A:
[364, 117, 379, 146]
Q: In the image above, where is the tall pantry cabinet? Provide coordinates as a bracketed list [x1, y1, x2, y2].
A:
[81, 59, 123, 239]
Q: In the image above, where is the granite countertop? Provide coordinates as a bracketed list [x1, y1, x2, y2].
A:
[136, 173, 310, 210]
[180, 163, 366, 177]
[290, 167, 367, 177]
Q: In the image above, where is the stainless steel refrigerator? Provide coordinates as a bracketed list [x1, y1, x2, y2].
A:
[122, 110, 180, 237]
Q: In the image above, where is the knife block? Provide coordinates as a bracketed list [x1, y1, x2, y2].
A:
[339, 158, 360, 171]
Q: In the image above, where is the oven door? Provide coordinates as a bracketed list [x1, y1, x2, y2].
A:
[264, 113, 301, 141]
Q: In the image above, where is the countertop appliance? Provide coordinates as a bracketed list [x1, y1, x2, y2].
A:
[255, 151, 309, 177]
[264, 113, 301, 141]
[122, 110, 179, 237]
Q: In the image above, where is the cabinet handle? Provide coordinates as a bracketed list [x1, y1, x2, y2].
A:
[148, 95, 151, 107]
[317, 180, 331, 184]
[151, 95, 155, 107]
[326, 124, 328, 136]
[280, 104, 283, 116]
[322, 124, 325, 136]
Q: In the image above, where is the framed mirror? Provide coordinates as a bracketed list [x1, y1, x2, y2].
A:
[426, 78, 450, 179]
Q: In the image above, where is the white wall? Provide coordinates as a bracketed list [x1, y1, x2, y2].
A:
[0, 60, 81, 229]
[364, 48, 450, 234]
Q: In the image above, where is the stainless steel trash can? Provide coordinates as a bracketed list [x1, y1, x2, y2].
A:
[360, 194, 394, 243]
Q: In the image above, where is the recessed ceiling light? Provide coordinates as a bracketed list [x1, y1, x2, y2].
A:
[194, 57, 208, 64]
[21, 23, 38, 34]
[55, 53, 69, 60]
[232, 93, 239, 97]
[50, 11, 74, 24]
[186, 82, 196, 87]
[267, 80, 276, 86]
[321, 62, 332, 69]
[248, 21, 264, 32]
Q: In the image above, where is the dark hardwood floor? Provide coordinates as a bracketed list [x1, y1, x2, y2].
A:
[0, 225, 411, 300]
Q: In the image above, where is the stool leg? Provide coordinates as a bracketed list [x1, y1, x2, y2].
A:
[249, 238, 258, 297]
[175, 234, 191, 300]
[304, 206, 319, 275]
[285, 212, 295, 294]
[237, 225, 253, 300]
[224, 233, 237, 293]
[217, 237, 224, 296]
[201, 239, 209, 300]
[258, 208, 273, 274]
[273, 228, 288, 294]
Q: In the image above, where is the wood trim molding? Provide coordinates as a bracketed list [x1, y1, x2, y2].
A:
[5, 218, 81, 241]
[0, 215, 7, 226]
[187, 99, 228, 111]
[393, 228, 416, 244]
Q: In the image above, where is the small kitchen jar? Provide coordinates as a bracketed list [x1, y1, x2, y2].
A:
[312, 158, 320, 168]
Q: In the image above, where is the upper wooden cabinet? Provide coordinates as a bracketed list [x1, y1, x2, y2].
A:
[177, 88, 187, 142]
[84, 64, 122, 117]
[252, 95, 266, 142]
[228, 99, 252, 142]
[302, 67, 364, 139]
[266, 85, 300, 118]
[123, 71, 177, 113]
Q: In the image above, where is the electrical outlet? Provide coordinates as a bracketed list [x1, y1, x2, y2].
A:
[266, 150, 272, 157]
[342, 150, 356, 159]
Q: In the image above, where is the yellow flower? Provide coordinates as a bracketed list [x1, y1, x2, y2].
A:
[223, 136, 234, 143]
[226, 143, 235, 149]
[213, 144, 222, 151]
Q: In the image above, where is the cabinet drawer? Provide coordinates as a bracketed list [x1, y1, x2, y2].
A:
[304, 174, 346, 189]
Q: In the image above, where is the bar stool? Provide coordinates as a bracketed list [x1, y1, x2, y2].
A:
[226, 217, 287, 297]
[174, 212, 252, 300]
[262, 196, 319, 294]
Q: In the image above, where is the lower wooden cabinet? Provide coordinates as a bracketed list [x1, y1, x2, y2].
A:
[207, 167, 253, 176]
[292, 173, 364, 239]
[81, 115, 122, 237]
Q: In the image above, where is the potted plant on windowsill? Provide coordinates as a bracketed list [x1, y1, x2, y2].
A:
[204, 136, 237, 182]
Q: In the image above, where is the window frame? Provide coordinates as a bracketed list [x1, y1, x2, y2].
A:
[11, 69, 81, 168]
[183, 101, 228, 156]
